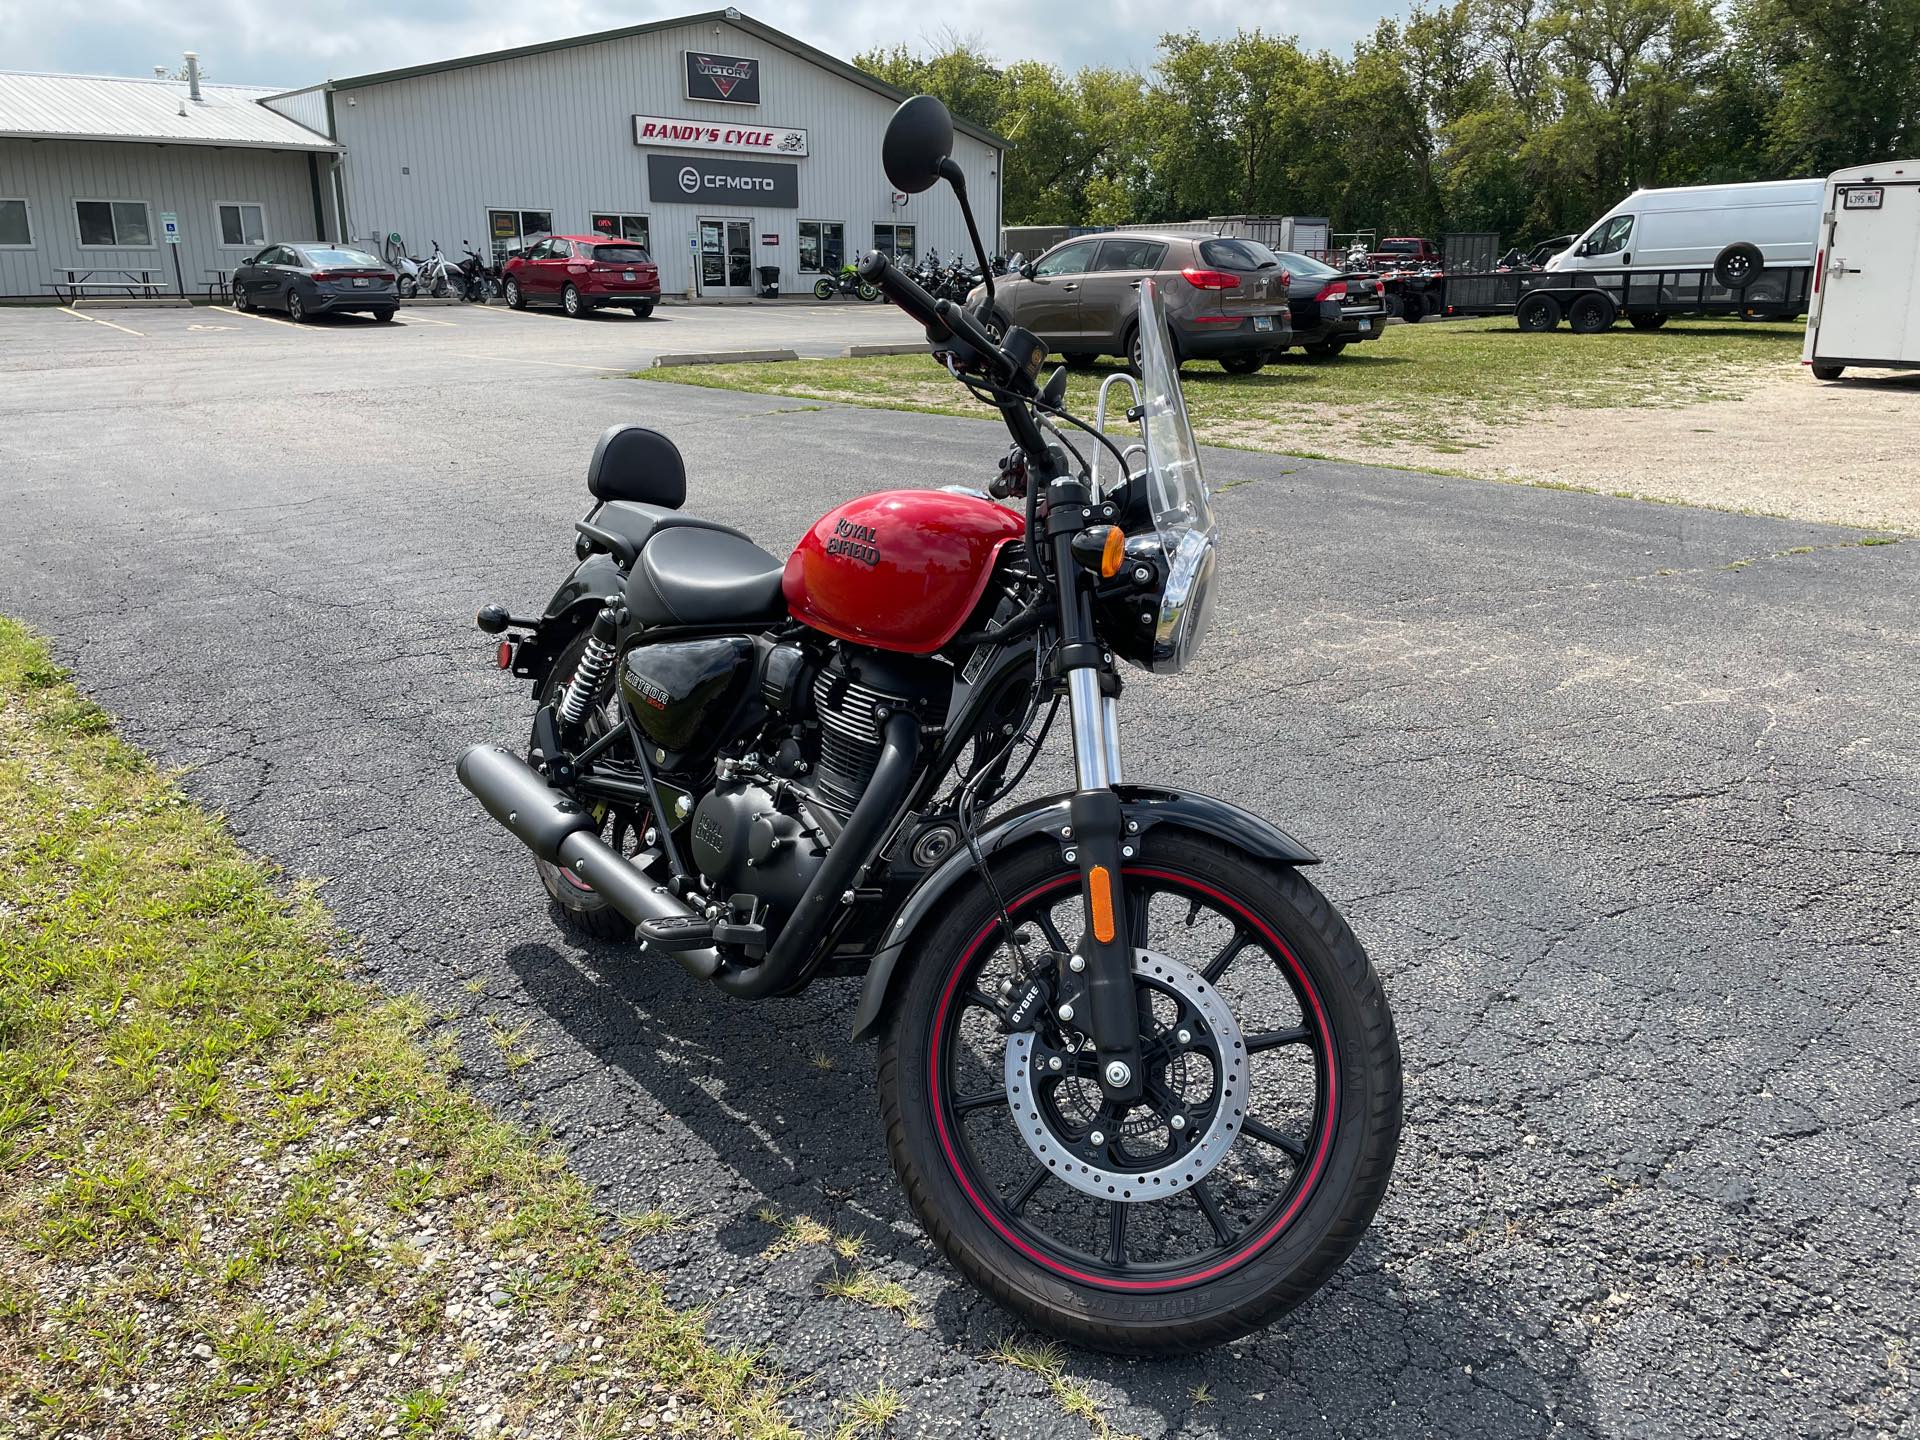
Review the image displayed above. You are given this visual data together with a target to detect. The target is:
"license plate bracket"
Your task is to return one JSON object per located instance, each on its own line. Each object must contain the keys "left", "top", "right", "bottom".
{"left": 1253, "top": 315, "right": 1274, "bottom": 332}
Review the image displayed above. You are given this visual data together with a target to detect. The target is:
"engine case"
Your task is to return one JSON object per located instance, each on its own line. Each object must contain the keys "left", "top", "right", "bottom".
{"left": 689, "top": 780, "right": 828, "bottom": 924}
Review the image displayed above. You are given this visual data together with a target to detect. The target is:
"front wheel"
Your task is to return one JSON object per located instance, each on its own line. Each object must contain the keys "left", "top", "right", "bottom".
{"left": 878, "top": 829, "right": 1402, "bottom": 1353}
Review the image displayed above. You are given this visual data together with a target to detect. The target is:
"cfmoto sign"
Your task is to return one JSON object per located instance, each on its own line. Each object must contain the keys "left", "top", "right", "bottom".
{"left": 648, "top": 154, "right": 799, "bottom": 209}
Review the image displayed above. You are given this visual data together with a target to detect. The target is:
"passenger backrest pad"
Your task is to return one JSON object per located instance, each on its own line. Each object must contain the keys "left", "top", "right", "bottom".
{"left": 587, "top": 424, "right": 688, "bottom": 508}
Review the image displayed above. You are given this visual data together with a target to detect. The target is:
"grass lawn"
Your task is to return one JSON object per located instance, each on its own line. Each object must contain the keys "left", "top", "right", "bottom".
{"left": 634, "top": 316, "right": 1805, "bottom": 456}
{"left": 0, "top": 617, "right": 798, "bottom": 1439}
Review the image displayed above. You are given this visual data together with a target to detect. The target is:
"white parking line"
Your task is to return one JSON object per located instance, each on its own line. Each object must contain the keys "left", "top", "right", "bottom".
{"left": 59, "top": 307, "right": 144, "bottom": 337}
{"left": 210, "top": 304, "right": 301, "bottom": 330}
{"left": 449, "top": 351, "right": 628, "bottom": 372}
{"left": 403, "top": 314, "right": 459, "bottom": 327}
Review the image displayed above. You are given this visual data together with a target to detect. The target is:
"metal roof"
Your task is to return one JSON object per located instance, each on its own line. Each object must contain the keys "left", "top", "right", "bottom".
{"left": 313, "top": 10, "right": 1008, "bottom": 150}
{"left": 0, "top": 71, "right": 338, "bottom": 151}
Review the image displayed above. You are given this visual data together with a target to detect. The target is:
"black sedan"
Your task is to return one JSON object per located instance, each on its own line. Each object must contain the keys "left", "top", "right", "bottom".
{"left": 1268, "top": 250, "right": 1389, "bottom": 357}
{"left": 231, "top": 243, "right": 398, "bottom": 322}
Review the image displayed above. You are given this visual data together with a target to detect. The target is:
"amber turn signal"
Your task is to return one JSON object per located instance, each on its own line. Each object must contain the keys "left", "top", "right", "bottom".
{"left": 1071, "top": 524, "right": 1127, "bottom": 578}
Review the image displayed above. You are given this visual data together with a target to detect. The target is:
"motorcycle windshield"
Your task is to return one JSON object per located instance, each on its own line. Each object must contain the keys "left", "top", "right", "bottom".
{"left": 1135, "top": 279, "right": 1221, "bottom": 673}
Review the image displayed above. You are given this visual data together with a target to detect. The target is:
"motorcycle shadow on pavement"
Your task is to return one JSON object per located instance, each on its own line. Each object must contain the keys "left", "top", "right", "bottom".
{"left": 504, "top": 929, "right": 1595, "bottom": 1440}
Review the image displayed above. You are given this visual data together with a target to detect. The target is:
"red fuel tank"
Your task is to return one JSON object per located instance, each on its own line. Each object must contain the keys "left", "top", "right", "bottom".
{"left": 783, "top": 489, "right": 1026, "bottom": 654}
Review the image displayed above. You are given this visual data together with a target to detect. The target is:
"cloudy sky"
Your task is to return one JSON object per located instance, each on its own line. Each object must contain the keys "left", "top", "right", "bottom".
{"left": 0, "top": 0, "right": 1401, "bottom": 90}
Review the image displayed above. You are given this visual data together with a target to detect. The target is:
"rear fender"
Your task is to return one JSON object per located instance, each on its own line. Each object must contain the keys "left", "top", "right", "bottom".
{"left": 848, "top": 786, "right": 1320, "bottom": 1041}
{"left": 509, "top": 551, "right": 628, "bottom": 695}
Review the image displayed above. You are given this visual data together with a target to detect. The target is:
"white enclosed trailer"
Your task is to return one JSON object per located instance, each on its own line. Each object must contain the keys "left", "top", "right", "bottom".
{"left": 1803, "top": 159, "right": 1920, "bottom": 380}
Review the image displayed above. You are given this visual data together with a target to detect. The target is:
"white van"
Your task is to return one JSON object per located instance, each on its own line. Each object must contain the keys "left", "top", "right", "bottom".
{"left": 1547, "top": 178, "right": 1824, "bottom": 285}
{"left": 1803, "top": 160, "right": 1920, "bottom": 380}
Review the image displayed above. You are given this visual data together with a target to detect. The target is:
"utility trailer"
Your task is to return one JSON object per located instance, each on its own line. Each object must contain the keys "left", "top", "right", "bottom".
{"left": 1434, "top": 262, "right": 1812, "bottom": 332}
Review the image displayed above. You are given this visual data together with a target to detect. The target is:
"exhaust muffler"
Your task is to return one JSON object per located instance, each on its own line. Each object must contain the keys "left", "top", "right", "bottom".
{"left": 455, "top": 744, "right": 720, "bottom": 979}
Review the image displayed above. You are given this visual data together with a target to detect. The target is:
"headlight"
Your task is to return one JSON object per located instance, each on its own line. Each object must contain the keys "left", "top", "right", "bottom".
{"left": 1093, "top": 530, "right": 1218, "bottom": 675}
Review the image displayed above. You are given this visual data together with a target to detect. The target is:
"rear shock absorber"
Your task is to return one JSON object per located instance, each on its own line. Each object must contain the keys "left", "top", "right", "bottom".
{"left": 558, "top": 602, "right": 625, "bottom": 727}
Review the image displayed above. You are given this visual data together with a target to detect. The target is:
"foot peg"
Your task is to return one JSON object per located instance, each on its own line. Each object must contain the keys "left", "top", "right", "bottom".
{"left": 635, "top": 914, "right": 718, "bottom": 952}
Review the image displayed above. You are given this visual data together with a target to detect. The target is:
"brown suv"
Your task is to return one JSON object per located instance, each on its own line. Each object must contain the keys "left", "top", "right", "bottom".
{"left": 974, "top": 232, "right": 1292, "bottom": 373}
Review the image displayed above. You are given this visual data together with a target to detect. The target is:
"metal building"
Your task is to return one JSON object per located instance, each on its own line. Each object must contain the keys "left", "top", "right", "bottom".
{"left": 0, "top": 65, "right": 337, "bottom": 300}
{"left": 266, "top": 10, "right": 1006, "bottom": 298}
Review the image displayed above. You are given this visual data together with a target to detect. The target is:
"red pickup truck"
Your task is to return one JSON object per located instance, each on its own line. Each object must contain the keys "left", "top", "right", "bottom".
{"left": 1368, "top": 237, "right": 1442, "bottom": 267}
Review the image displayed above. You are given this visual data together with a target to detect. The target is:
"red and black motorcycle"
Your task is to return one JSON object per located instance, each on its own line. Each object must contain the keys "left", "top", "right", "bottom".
{"left": 461, "top": 96, "right": 1401, "bottom": 1352}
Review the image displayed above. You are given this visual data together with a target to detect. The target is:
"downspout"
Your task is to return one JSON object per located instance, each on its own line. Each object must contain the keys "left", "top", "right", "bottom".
{"left": 323, "top": 87, "right": 351, "bottom": 245}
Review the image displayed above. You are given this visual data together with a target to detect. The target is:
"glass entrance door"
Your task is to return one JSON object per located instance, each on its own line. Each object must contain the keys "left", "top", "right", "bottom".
{"left": 699, "top": 218, "right": 753, "bottom": 293}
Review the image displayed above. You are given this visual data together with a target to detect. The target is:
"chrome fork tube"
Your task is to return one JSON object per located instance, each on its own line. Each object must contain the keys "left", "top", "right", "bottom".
{"left": 1068, "top": 667, "right": 1114, "bottom": 790}
{"left": 1100, "top": 694, "right": 1124, "bottom": 785}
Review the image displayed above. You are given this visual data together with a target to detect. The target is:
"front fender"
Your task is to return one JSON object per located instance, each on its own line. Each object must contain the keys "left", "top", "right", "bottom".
{"left": 848, "top": 786, "right": 1319, "bottom": 1042}
{"left": 509, "top": 551, "right": 629, "bottom": 693}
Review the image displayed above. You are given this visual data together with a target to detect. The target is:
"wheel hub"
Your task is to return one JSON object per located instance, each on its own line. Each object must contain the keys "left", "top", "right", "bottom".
{"left": 1003, "top": 950, "right": 1249, "bottom": 1200}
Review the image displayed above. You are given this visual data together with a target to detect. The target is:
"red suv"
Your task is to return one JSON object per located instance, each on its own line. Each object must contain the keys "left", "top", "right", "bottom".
{"left": 504, "top": 236, "right": 660, "bottom": 318}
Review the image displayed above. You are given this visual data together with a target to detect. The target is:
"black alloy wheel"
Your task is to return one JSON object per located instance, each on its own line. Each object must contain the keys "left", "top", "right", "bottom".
{"left": 879, "top": 830, "right": 1402, "bottom": 1352}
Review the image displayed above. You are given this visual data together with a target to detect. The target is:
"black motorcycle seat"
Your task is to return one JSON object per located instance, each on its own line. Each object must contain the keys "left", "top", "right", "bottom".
{"left": 627, "top": 525, "right": 787, "bottom": 628}
{"left": 593, "top": 501, "right": 745, "bottom": 558}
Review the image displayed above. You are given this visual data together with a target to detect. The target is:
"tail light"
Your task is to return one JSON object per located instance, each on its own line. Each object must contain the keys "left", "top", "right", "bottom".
{"left": 1181, "top": 267, "right": 1241, "bottom": 291}
{"left": 1279, "top": 269, "right": 1291, "bottom": 289}
{"left": 309, "top": 270, "right": 335, "bottom": 282}
{"left": 1315, "top": 280, "right": 1348, "bottom": 301}
{"left": 1813, "top": 248, "right": 1824, "bottom": 294}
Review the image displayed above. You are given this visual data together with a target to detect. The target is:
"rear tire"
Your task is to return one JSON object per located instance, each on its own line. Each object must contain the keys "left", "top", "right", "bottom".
{"left": 1516, "top": 294, "right": 1561, "bottom": 332}
{"left": 813, "top": 278, "right": 836, "bottom": 300}
{"left": 1628, "top": 313, "right": 1668, "bottom": 331}
{"left": 286, "top": 291, "right": 308, "bottom": 323}
{"left": 877, "top": 829, "right": 1402, "bottom": 1353}
{"left": 1302, "top": 339, "right": 1347, "bottom": 358}
{"left": 532, "top": 632, "right": 641, "bottom": 940}
{"left": 632, "top": 301, "right": 656, "bottom": 319}
{"left": 373, "top": 308, "right": 395, "bottom": 323}
{"left": 1221, "top": 355, "right": 1266, "bottom": 375}
{"left": 1566, "top": 292, "right": 1617, "bottom": 334}
{"left": 1714, "top": 242, "right": 1764, "bottom": 291}
{"left": 562, "top": 284, "right": 587, "bottom": 317}
{"left": 1811, "top": 363, "right": 1845, "bottom": 381}
{"left": 1401, "top": 292, "right": 1426, "bottom": 324}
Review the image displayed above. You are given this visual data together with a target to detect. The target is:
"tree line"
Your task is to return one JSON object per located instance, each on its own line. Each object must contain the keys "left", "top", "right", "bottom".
{"left": 856, "top": 0, "right": 1920, "bottom": 246}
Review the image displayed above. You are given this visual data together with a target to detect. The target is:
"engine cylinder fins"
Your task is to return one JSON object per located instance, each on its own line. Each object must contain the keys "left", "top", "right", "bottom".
{"left": 810, "top": 662, "right": 947, "bottom": 815}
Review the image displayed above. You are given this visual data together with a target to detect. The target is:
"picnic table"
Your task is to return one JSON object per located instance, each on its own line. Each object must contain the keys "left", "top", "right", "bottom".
{"left": 204, "top": 267, "right": 233, "bottom": 302}
{"left": 48, "top": 267, "right": 168, "bottom": 304}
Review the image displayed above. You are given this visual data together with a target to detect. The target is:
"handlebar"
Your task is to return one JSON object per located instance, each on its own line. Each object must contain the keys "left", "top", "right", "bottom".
{"left": 857, "top": 249, "right": 1023, "bottom": 389}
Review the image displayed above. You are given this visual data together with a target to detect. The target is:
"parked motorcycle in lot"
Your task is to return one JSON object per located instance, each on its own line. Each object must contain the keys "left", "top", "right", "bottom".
{"left": 456, "top": 242, "right": 500, "bottom": 302}
{"left": 813, "top": 264, "right": 880, "bottom": 301}
{"left": 460, "top": 95, "right": 1402, "bottom": 1352}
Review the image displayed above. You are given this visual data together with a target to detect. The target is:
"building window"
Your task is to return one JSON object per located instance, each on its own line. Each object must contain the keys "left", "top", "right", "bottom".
{"left": 487, "top": 208, "right": 553, "bottom": 266}
{"left": 75, "top": 199, "right": 153, "bottom": 248}
{"left": 873, "top": 223, "right": 916, "bottom": 263}
{"left": 0, "top": 199, "right": 30, "bottom": 248}
{"left": 591, "top": 213, "right": 650, "bottom": 249}
{"left": 798, "top": 220, "right": 843, "bottom": 273}
{"left": 216, "top": 202, "right": 268, "bottom": 249}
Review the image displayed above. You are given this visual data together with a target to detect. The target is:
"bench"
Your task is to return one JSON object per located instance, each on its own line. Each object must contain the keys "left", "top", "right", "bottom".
{"left": 47, "top": 269, "right": 167, "bottom": 305}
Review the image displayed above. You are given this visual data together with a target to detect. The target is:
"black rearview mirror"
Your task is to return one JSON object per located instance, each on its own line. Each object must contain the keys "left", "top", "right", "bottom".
{"left": 883, "top": 95, "right": 954, "bottom": 195}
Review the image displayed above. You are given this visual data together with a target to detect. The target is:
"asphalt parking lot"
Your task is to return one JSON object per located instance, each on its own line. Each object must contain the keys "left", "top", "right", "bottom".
{"left": 3, "top": 304, "right": 1916, "bottom": 1439}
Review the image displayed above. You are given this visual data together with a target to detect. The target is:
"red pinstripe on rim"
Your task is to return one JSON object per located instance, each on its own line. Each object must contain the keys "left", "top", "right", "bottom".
{"left": 928, "top": 866, "right": 1339, "bottom": 1291}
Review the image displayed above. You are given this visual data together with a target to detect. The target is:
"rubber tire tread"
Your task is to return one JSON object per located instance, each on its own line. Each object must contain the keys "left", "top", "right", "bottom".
{"left": 876, "top": 830, "right": 1401, "bottom": 1353}
{"left": 532, "top": 631, "right": 632, "bottom": 939}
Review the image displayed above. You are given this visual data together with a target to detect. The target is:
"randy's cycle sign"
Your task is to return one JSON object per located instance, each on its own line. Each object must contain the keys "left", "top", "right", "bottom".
{"left": 685, "top": 51, "right": 760, "bottom": 105}
{"left": 633, "top": 113, "right": 807, "bottom": 157}
{"left": 647, "top": 154, "right": 799, "bottom": 209}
